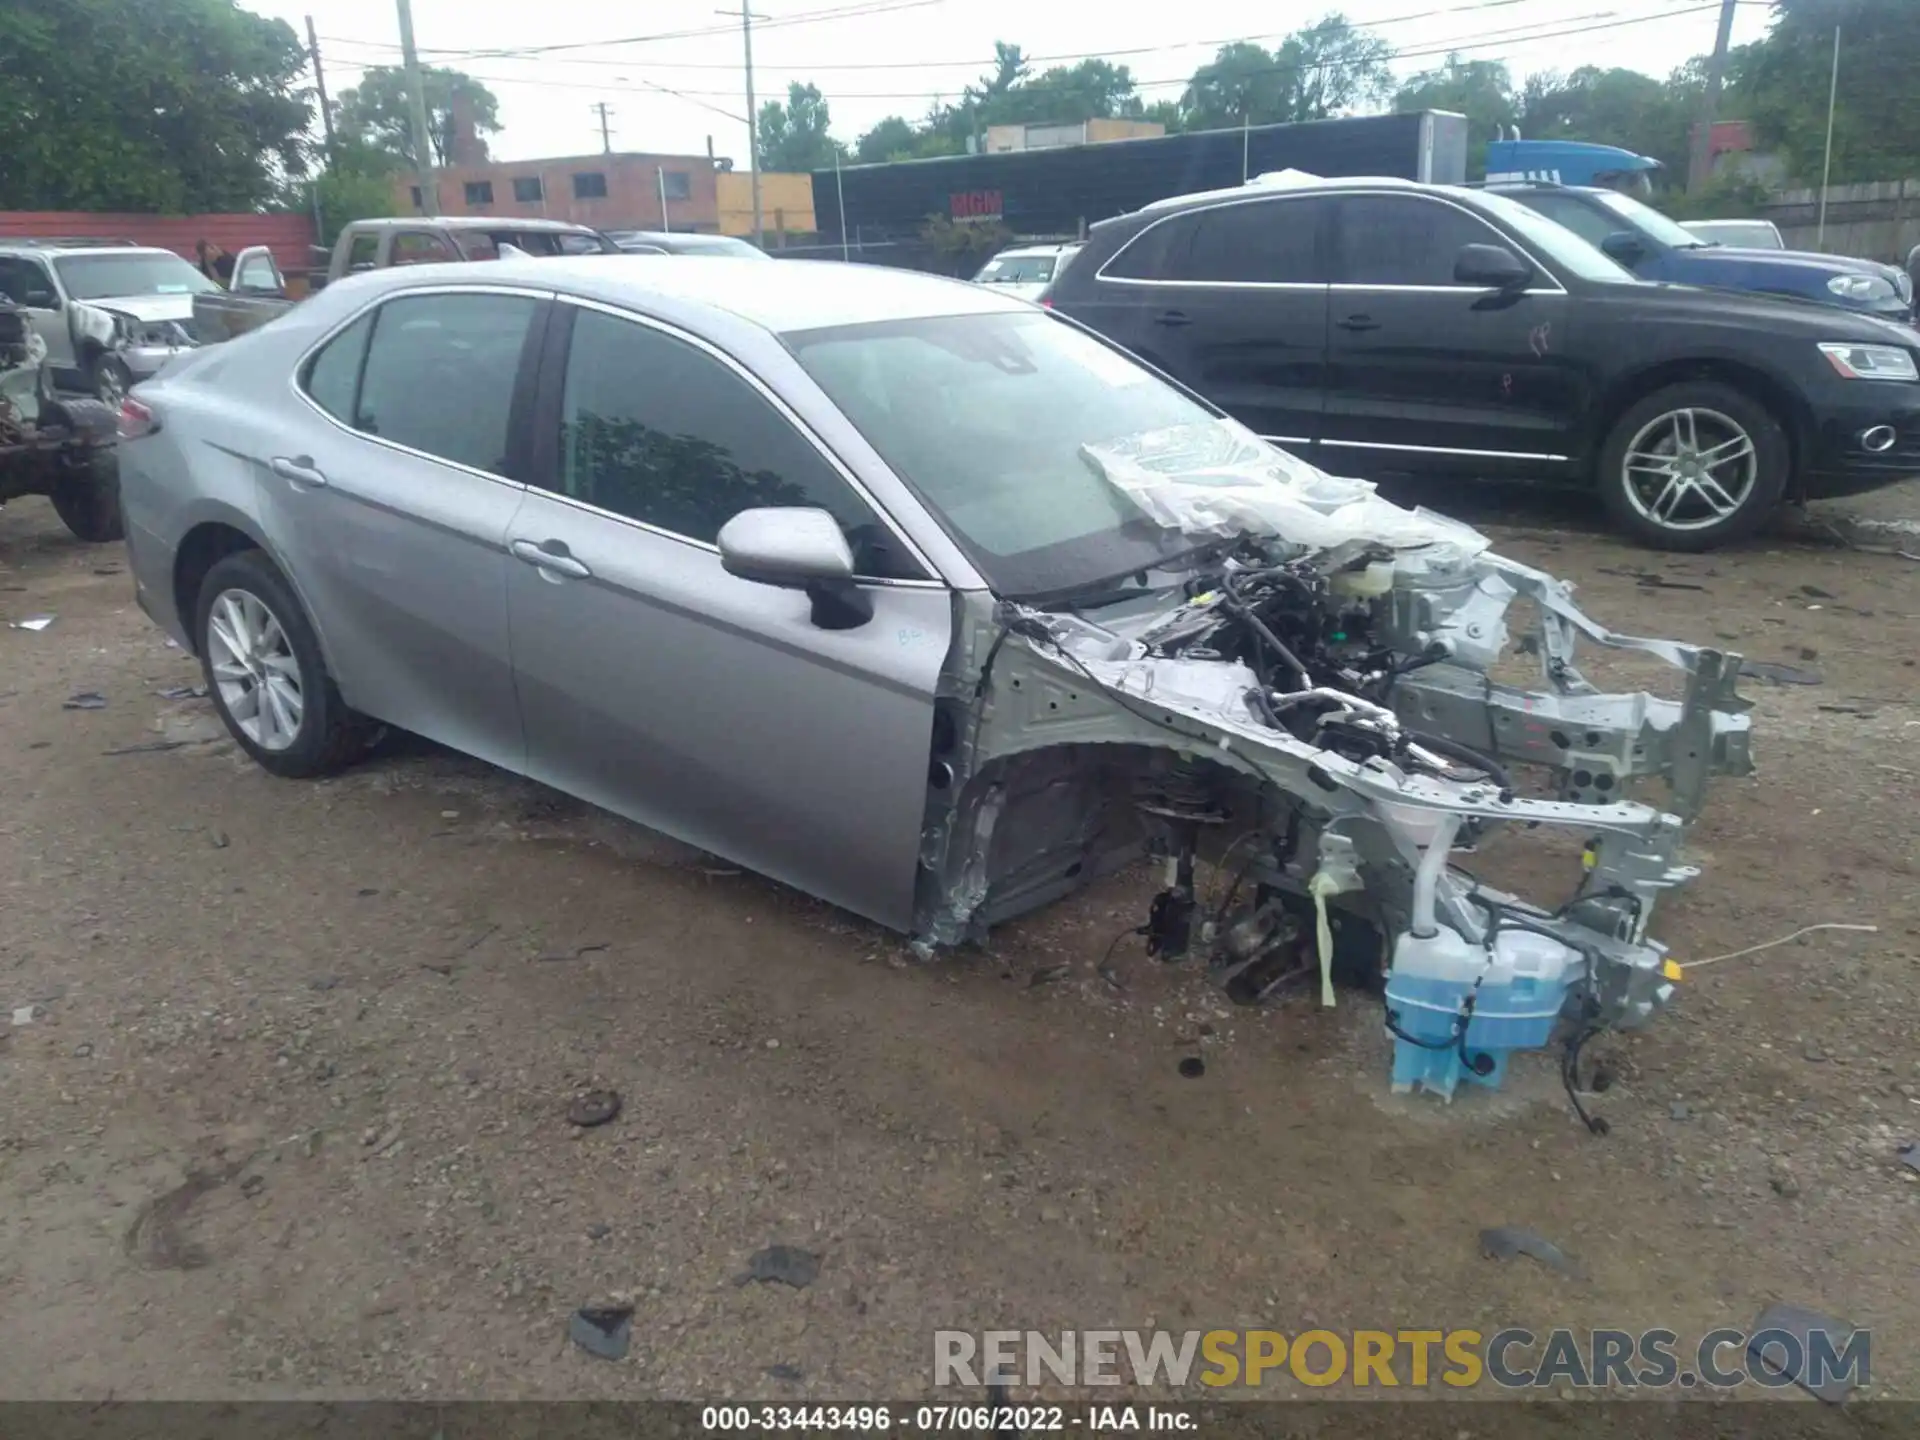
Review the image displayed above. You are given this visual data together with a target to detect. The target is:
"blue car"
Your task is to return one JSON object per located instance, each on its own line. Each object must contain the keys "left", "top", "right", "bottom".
{"left": 1493, "top": 182, "right": 1915, "bottom": 325}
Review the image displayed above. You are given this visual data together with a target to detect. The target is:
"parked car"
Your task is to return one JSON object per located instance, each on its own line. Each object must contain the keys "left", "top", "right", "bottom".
{"left": 1681, "top": 218, "right": 1784, "bottom": 250}
{"left": 191, "top": 217, "right": 621, "bottom": 343}
{"left": 970, "top": 243, "right": 1082, "bottom": 301}
{"left": 1491, "top": 182, "right": 1913, "bottom": 322}
{"left": 605, "top": 230, "right": 769, "bottom": 258}
{"left": 0, "top": 239, "right": 212, "bottom": 406}
{"left": 114, "top": 257, "right": 1753, "bottom": 1093}
{"left": 1044, "top": 175, "right": 1920, "bottom": 549}
{"left": 0, "top": 295, "right": 121, "bottom": 541}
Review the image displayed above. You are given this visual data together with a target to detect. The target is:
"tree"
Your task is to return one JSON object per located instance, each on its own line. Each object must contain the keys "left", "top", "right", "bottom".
{"left": 854, "top": 116, "right": 921, "bottom": 164}
{"left": 990, "top": 59, "right": 1140, "bottom": 125}
{"left": 1740, "top": 0, "right": 1920, "bottom": 184}
{"left": 334, "top": 65, "right": 500, "bottom": 169}
{"left": 1518, "top": 66, "right": 1699, "bottom": 182}
{"left": 0, "top": 0, "right": 312, "bottom": 212}
{"left": 756, "top": 82, "right": 844, "bottom": 172}
{"left": 285, "top": 138, "right": 402, "bottom": 246}
{"left": 1183, "top": 15, "right": 1394, "bottom": 130}
{"left": 1395, "top": 55, "right": 1517, "bottom": 172}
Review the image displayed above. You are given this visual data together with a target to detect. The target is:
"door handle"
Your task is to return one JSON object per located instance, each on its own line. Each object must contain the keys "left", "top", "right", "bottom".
{"left": 1153, "top": 309, "right": 1192, "bottom": 327}
{"left": 510, "top": 538, "right": 591, "bottom": 579}
{"left": 269, "top": 455, "right": 328, "bottom": 487}
{"left": 1336, "top": 314, "right": 1382, "bottom": 332}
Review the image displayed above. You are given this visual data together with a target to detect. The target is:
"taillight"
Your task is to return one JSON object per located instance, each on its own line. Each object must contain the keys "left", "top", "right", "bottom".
{"left": 1039, "top": 296, "right": 1053, "bottom": 309}
{"left": 118, "top": 396, "right": 157, "bottom": 439}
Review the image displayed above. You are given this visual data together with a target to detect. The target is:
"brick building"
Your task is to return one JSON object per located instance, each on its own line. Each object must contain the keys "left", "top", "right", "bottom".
{"left": 400, "top": 151, "right": 723, "bottom": 233}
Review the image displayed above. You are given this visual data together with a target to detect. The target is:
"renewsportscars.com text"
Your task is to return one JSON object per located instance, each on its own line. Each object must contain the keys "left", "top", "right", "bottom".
{"left": 933, "top": 1327, "right": 1870, "bottom": 1391}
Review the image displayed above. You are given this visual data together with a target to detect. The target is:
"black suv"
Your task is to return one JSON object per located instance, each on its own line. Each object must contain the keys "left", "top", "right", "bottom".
{"left": 1046, "top": 176, "right": 1920, "bottom": 549}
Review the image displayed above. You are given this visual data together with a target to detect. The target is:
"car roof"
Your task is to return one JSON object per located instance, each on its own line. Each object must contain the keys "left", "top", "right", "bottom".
{"left": 1099, "top": 173, "right": 1434, "bottom": 230}
{"left": 344, "top": 253, "right": 1028, "bottom": 333}
{"left": 352, "top": 216, "right": 600, "bottom": 234}
{"left": 0, "top": 242, "right": 177, "bottom": 258}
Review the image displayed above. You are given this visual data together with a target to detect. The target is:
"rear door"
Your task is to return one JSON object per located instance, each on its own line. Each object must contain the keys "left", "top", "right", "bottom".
{"left": 1082, "top": 196, "right": 1333, "bottom": 448}
{"left": 259, "top": 288, "right": 542, "bottom": 770}
{"left": 503, "top": 300, "right": 952, "bottom": 932}
{"left": 1320, "top": 193, "right": 1581, "bottom": 466}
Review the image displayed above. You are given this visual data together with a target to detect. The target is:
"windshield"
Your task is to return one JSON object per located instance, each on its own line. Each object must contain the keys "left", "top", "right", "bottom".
{"left": 974, "top": 254, "right": 1058, "bottom": 285}
{"left": 1594, "top": 191, "right": 1706, "bottom": 249}
{"left": 787, "top": 311, "right": 1235, "bottom": 597}
{"left": 1468, "top": 191, "right": 1636, "bottom": 284}
{"left": 54, "top": 252, "right": 218, "bottom": 299}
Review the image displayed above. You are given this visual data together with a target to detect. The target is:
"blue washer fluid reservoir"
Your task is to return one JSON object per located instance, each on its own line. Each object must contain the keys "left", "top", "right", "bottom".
{"left": 1385, "top": 927, "right": 1584, "bottom": 1100}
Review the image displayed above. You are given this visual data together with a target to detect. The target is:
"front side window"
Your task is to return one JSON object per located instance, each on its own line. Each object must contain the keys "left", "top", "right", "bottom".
{"left": 1510, "top": 192, "right": 1617, "bottom": 250}
{"left": 1335, "top": 197, "right": 1504, "bottom": 286}
{"left": 349, "top": 294, "right": 538, "bottom": 474}
{"left": 233, "top": 252, "right": 279, "bottom": 292}
{"left": 346, "top": 233, "right": 379, "bottom": 271}
{"left": 1179, "top": 198, "right": 1328, "bottom": 284}
{"left": 787, "top": 310, "right": 1240, "bottom": 598}
{"left": 553, "top": 307, "right": 923, "bottom": 579}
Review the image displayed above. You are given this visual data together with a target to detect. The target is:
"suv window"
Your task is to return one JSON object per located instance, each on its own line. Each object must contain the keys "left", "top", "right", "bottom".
{"left": 1503, "top": 192, "right": 1615, "bottom": 250}
{"left": 346, "top": 233, "right": 380, "bottom": 272}
{"left": 551, "top": 307, "right": 924, "bottom": 580}
{"left": 1101, "top": 215, "right": 1197, "bottom": 281}
{"left": 1180, "top": 198, "right": 1328, "bottom": 283}
{"left": 351, "top": 294, "right": 538, "bottom": 474}
{"left": 0, "top": 255, "right": 56, "bottom": 306}
{"left": 1336, "top": 196, "right": 1507, "bottom": 286}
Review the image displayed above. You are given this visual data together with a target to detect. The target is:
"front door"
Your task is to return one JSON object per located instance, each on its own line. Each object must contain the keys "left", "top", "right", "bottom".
{"left": 505, "top": 302, "right": 951, "bottom": 932}
{"left": 1320, "top": 193, "right": 1583, "bottom": 466}
{"left": 251, "top": 290, "right": 541, "bottom": 771}
{"left": 1081, "top": 196, "right": 1333, "bottom": 449}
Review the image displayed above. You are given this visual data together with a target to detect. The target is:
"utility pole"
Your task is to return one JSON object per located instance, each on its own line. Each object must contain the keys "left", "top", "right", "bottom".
{"left": 1686, "top": 0, "right": 1740, "bottom": 192}
{"left": 306, "top": 15, "right": 337, "bottom": 159}
{"left": 1817, "top": 26, "right": 1842, "bottom": 249}
{"left": 396, "top": 0, "right": 438, "bottom": 215}
{"left": 592, "top": 102, "right": 614, "bottom": 155}
{"left": 718, "top": 7, "right": 762, "bottom": 246}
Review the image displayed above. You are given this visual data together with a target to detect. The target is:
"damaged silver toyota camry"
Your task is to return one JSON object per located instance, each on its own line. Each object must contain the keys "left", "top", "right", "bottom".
{"left": 117, "top": 258, "right": 1753, "bottom": 1105}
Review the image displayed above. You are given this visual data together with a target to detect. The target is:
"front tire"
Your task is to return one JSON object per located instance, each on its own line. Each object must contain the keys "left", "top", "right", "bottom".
{"left": 194, "top": 550, "right": 375, "bottom": 778}
{"left": 48, "top": 447, "right": 124, "bottom": 543}
{"left": 1596, "top": 381, "right": 1789, "bottom": 551}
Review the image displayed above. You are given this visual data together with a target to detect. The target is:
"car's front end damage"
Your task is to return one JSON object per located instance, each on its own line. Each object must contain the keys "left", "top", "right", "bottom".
{"left": 912, "top": 427, "right": 1753, "bottom": 1108}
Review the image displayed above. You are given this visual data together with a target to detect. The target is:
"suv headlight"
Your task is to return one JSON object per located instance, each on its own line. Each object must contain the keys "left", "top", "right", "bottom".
{"left": 1818, "top": 341, "right": 1920, "bottom": 381}
{"left": 1828, "top": 273, "right": 1895, "bottom": 301}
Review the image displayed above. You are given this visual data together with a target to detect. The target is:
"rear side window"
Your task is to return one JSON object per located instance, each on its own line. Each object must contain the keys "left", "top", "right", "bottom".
{"left": 1101, "top": 215, "right": 1198, "bottom": 281}
{"left": 549, "top": 307, "right": 923, "bottom": 579}
{"left": 350, "top": 294, "right": 538, "bottom": 474}
{"left": 1179, "top": 198, "right": 1327, "bottom": 284}
{"left": 301, "top": 311, "right": 374, "bottom": 421}
{"left": 1336, "top": 197, "right": 1508, "bottom": 286}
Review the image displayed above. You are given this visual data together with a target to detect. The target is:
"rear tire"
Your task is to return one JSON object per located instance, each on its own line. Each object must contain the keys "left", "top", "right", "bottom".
{"left": 194, "top": 550, "right": 376, "bottom": 778}
{"left": 87, "top": 353, "right": 131, "bottom": 410}
{"left": 48, "top": 447, "right": 124, "bottom": 543}
{"left": 1596, "top": 381, "right": 1789, "bottom": 551}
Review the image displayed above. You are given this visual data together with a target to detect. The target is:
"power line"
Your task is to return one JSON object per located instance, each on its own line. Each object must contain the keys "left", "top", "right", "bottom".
{"left": 322, "top": 0, "right": 1543, "bottom": 73}
{"left": 340, "top": 5, "right": 1726, "bottom": 105}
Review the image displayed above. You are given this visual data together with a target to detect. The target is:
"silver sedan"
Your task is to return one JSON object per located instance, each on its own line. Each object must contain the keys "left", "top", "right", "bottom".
{"left": 117, "top": 255, "right": 1751, "bottom": 1093}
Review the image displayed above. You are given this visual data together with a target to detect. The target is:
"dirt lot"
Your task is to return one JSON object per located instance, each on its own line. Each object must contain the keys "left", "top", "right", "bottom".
{"left": 2, "top": 484, "right": 1917, "bottom": 1403}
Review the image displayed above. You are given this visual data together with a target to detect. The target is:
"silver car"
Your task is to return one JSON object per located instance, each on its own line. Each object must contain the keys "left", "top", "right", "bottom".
{"left": 117, "top": 256, "right": 1753, "bottom": 1101}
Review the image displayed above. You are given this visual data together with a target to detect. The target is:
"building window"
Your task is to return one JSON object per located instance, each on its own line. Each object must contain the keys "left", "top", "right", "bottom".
{"left": 409, "top": 185, "right": 423, "bottom": 208}
{"left": 512, "top": 176, "right": 544, "bottom": 202}
{"left": 464, "top": 180, "right": 494, "bottom": 205}
{"left": 573, "top": 171, "right": 608, "bottom": 199}
{"left": 661, "top": 170, "right": 692, "bottom": 201}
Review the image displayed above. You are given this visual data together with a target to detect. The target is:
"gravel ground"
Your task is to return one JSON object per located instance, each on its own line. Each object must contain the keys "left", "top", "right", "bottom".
{"left": 1, "top": 483, "right": 1917, "bottom": 1403}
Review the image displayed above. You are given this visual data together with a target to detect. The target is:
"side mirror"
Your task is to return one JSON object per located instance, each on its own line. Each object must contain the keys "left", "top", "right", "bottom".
{"left": 717, "top": 506, "right": 872, "bottom": 630}
{"left": 1453, "top": 243, "right": 1531, "bottom": 290}
{"left": 22, "top": 289, "right": 58, "bottom": 309}
{"left": 1600, "top": 231, "right": 1647, "bottom": 266}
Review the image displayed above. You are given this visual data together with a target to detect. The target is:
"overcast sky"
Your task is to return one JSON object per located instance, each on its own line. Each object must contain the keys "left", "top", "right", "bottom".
{"left": 251, "top": 0, "right": 1772, "bottom": 166}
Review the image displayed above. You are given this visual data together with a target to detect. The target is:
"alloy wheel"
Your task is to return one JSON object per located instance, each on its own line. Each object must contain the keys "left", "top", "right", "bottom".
{"left": 1619, "top": 407, "right": 1759, "bottom": 533}
{"left": 206, "top": 588, "right": 305, "bottom": 751}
